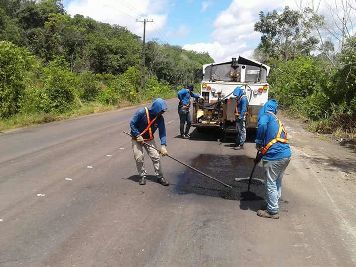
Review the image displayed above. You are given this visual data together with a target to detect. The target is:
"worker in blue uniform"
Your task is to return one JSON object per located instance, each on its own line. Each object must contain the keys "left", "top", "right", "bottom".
{"left": 233, "top": 86, "right": 248, "bottom": 149}
{"left": 255, "top": 99, "right": 291, "bottom": 219}
{"left": 177, "top": 85, "right": 203, "bottom": 138}
{"left": 130, "top": 98, "right": 169, "bottom": 186}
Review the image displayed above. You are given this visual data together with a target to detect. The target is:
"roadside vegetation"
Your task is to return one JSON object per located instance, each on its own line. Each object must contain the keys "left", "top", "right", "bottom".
{"left": 254, "top": 5, "right": 355, "bottom": 143}
{"left": 0, "top": 0, "right": 354, "bottom": 144}
{"left": 0, "top": 0, "right": 212, "bottom": 131}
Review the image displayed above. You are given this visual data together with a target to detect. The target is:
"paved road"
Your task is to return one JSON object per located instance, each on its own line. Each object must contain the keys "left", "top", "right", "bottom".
{"left": 0, "top": 99, "right": 355, "bottom": 266}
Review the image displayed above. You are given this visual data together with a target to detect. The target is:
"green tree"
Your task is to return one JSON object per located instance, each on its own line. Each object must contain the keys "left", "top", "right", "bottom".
{"left": 0, "top": 41, "right": 36, "bottom": 117}
{"left": 254, "top": 7, "right": 323, "bottom": 62}
{"left": 330, "top": 37, "right": 356, "bottom": 115}
{"left": 268, "top": 56, "right": 332, "bottom": 119}
{"left": 42, "top": 57, "right": 80, "bottom": 112}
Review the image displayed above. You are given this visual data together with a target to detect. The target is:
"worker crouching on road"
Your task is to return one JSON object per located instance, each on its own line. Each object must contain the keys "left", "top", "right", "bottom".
{"left": 233, "top": 86, "right": 248, "bottom": 149}
{"left": 177, "top": 85, "right": 203, "bottom": 139}
{"left": 255, "top": 99, "right": 291, "bottom": 219}
{"left": 130, "top": 98, "right": 169, "bottom": 186}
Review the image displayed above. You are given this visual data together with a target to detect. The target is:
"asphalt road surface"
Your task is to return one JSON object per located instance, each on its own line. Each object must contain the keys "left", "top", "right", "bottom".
{"left": 0, "top": 99, "right": 355, "bottom": 267}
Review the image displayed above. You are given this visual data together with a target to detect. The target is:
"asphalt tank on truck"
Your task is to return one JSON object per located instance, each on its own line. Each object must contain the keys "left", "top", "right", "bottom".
{"left": 192, "top": 56, "right": 270, "bottom": 137}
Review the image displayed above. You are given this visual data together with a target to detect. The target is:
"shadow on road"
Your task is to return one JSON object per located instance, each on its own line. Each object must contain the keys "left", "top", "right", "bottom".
{"left": 127, "top": 175, "right": 163, "bottom": 185}
{"left": 173, "top": 154, "right": 266, "bottom": 211}
{"left": 184, "top": 128, "right": 257, "bottom": 149}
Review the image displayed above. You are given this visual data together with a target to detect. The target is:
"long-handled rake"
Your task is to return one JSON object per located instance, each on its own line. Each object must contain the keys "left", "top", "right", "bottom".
{"left": 123, "top": 131, "right": 232, "bottom": 189}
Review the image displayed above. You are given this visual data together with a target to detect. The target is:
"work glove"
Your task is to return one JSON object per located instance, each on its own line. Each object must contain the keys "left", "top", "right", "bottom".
{"left": 136, "top": 135, "right": 144, "bottom": 144}
{"left": 160, "top": 145, "right": 168, "bottom": 156}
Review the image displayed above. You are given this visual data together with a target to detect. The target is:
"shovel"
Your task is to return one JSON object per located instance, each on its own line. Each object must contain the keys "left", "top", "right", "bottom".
{"left": 234, "top": 151, "right": 261, "bottom": 192}
{"left": 247, "top": 152, "right": 260, "bottom": 192}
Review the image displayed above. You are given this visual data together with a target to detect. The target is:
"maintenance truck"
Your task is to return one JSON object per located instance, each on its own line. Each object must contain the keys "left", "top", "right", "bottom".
{"left": 192, "top": 56, "right": 270, "bottom": 137}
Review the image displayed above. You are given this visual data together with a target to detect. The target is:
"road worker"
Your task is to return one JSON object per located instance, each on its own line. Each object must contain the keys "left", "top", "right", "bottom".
{"left": 255, "top": 99, "right": 291, "bottom": 219}
{"left": 177, "top": 85, "right": 203, "bottom": 138}
{"left": 233, "top": 86, "right": 248, "bottom": 149}
{"left": 130, "top": 98, "right": 169, "bottom": 186}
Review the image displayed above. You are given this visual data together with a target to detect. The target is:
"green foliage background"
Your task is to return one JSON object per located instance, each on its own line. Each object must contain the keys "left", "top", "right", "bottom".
{"left": 1, "top": 0, "right": 354, "bottom": 137}
{"left": 254, "top": 7, "right": 355, "bottom": 136}
{"left": 0, "top": 0, "right": 212, "bottom": 128}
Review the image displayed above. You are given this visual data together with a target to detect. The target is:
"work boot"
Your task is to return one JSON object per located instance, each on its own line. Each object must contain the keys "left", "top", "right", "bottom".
{"left": 139, "top": 176, "right": 146, "bottom": 185}
{"left": 257, "top": 209, "right": 279, "bottom": 219}
{"left": 157, "top": 177, "right": 169, "bottom": 186}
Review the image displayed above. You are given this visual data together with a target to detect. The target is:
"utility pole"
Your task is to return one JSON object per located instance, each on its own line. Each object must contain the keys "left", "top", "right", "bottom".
{"left": 136, "top": 18, "right": 153, "bottom": 91}
{"left": 341, "top": 17, "right": 345, "bottom": 50}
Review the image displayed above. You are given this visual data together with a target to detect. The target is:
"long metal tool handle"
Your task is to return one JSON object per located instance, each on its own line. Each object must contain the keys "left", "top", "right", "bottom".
{"left": 247, "top": 151, "right": 260, "bottom": 192}
{"left": 123, "top": 131, "right": 232, "bottom": 189}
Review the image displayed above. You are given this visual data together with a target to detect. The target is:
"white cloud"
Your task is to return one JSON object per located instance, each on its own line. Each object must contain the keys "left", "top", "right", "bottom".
{"left": 201, "top": 1, "right": 211, "bottom": 13}
{"left": 184, "top": 0, "right": 355, "bottom": 62}
{"left": 66, "top": 0, "right": 168, "bottom": 37}
{"left": 166, "top": 24, "right": 191, "bottom": 40}
{"left": 176, "top": 25, "right": 191, "bottom": 38}
{"left": 66, "top": 0, "right": 355, "bottom": 62}
{"left": 183, "top": 41, "right": 249, "bottom": 62}
{"left": 184, "top": 0, "right": 285, "bottom": 62}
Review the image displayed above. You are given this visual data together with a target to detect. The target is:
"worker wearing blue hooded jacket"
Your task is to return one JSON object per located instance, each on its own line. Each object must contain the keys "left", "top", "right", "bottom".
{"left": 130, "top": 98, "right": 169, "bottom": 186}
{"left": 255, "top": 99, "right": 291, "bottom": 219}
{"left": 233, "top": 86, "right": 248, "bottom": 149}
{"left": 177, "top": 85, "right": 203, "bottom": 138}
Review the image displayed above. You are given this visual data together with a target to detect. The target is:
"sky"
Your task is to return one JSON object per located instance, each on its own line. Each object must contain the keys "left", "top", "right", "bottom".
{"left": 64, "top": 0, "right": 356, "bottom": 63}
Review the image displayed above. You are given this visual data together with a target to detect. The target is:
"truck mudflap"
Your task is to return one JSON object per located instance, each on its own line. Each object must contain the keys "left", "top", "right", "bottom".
{"left": 246, "top": 105, "right": 260, "bottom": 128}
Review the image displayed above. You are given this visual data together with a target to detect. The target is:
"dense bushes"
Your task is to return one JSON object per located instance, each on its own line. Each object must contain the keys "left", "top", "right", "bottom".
{"left": 0, "top": 0, "right": 212, "bottom": 126}
{"left": 0, "top": 41, "right": 176, "bottom": 120}
{"left": 0, "top": 41, "right": 35, "bottom": 117}
{"left": 268, "top": 36, "right": 356, "bottom": 133}
{"left": 268, "top": 56, "right": 332, "bottom": 119}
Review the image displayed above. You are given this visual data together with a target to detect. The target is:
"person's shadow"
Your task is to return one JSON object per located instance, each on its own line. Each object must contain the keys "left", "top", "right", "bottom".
{"left": 127, "top": 175, "right": 162, "bottom": 185}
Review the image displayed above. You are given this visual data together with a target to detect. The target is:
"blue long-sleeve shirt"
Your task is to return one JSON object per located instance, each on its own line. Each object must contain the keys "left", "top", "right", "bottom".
{"left": 130, "top": 99, "right": 167, "bottom": 145}
{"left": 237, "top": 95, "right": 248, "bottom": 120}
{"left": 256, "top": 100, "right": 291, "bottom": 161}
{"left": 177, "top": 88, "right": 200, "bottom": 108}
{"left": 233, "top": 87, "right": 248, "bottom": 119}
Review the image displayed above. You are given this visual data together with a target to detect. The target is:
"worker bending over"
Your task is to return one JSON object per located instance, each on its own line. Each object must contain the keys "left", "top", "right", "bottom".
{"left": 130, "top": 98, "right": 169, "bottom": 186}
